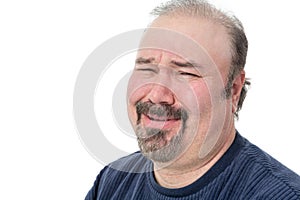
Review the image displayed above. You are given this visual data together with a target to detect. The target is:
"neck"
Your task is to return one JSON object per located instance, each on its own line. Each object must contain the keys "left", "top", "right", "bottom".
{"left": 153, "top": 124, "right": 236, "bottom": 189}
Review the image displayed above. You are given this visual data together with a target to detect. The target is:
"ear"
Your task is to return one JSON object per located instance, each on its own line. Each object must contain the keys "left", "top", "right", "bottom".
{"left": 231, "top": 70, "right": 245, "bottom": 113}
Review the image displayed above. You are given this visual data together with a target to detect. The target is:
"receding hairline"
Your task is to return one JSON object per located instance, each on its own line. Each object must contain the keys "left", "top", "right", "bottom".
{"left": 150, "top": 0, "right": 233, "bottom": 26}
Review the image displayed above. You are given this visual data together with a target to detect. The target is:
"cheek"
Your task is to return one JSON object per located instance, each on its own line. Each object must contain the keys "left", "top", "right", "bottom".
{"left": 173, "top": 80, "right": 211, "bottom": 115}
{"left": 193, "top": 83, "right": 212, "bottom": 108}
{"left": 127, "top": 73, "right": 151, "bottom": 105}
{"left": 127, "top": 73, "right": 152, "bottom": 124}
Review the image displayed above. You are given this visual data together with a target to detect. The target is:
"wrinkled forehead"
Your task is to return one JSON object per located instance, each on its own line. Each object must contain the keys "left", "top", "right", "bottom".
{"left": 136, "top": 49, "right": 182, "bottom": 60}
{"left": 137, "top": 28, "right": 217, "bottom": 72}
{"left": 136, "top": 49, "right": 189, "bottom": 65}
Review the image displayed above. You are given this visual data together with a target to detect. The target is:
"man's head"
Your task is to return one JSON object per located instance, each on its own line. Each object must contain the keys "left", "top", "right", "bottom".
{"left": 127, "top": 0, "right": 249, "bottom": 167}
{"left": 150, "top": 0, "right": 250, "bottom": 116}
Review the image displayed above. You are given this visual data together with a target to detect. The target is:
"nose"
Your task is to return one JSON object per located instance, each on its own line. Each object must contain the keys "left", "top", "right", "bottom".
{"left": 146, "top": 84, "right": 175, "bottom": 105}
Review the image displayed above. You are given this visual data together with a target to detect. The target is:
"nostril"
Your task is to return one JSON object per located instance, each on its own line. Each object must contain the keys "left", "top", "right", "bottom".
{"left": 147, "top": 84, "right": 175, "bottom": 105}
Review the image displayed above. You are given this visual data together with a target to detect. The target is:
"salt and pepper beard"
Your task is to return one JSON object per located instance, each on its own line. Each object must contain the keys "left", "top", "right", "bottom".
{"left": 135, "top": 102, "right": 188, "bottom": 163}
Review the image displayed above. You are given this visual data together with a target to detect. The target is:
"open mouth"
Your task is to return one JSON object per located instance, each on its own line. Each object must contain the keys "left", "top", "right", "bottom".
{"left": 135, "top": 101, "right": 188, "bottom": 133}
{"left": 147, "top": 114, "right": 179, "bottom": 121}
{"left": 142, "top": 113, "right": 181, "bottom": 130}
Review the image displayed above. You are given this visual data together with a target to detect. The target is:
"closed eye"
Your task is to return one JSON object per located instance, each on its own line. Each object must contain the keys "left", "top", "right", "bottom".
{"left": 179, "top": 72, "right": 202, "bottom": 78}
{"left": 136, "top": 68, "right": 156, "bottom": 72}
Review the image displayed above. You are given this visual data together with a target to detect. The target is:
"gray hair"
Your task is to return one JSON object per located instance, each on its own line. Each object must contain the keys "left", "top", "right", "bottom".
{"left": 151, "top": 0, "right": 250, "bottom": 118}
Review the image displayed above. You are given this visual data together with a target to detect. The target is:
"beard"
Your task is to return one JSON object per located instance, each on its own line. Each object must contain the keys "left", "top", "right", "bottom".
{"left": 135, "top": 101, "right": 188, "bottom": 163}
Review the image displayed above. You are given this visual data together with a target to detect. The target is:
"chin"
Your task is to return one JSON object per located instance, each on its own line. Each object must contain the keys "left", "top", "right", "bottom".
{"left": 137, "top": 127, "right": 186, "bottom": 164}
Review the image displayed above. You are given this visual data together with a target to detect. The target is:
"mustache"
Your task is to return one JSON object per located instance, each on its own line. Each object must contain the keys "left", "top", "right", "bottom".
{"left": 135, "top": 101, "right": 188, "bottom": 123}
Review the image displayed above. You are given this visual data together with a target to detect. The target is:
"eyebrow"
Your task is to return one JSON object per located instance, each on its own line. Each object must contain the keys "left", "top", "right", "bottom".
{"left": 170, "top": 60, "right": 202, "bottom": 69}
{"left": 135, "top": 57, "right": 202, "bottom": 69}
{"left": 135, "top": 57, "right": 155, "bottom": 64}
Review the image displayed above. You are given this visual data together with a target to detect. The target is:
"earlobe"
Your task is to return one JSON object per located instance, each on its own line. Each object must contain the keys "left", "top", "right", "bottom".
{"left": 231, "top": 70, "right": 246, "bottom": 113}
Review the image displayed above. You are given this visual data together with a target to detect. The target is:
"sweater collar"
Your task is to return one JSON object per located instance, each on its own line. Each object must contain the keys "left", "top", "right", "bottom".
{"left": 148, "top": 131, "right": 246, "bottom": 197}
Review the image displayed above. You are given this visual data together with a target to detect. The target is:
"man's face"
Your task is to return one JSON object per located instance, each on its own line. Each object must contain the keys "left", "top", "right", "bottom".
{"left": 127, "top": 15, "right": 233, "bottom": 165}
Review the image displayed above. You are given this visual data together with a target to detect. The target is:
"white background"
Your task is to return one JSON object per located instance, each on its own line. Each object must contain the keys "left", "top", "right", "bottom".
{"left": 1, "top": 0, "right": 300, "bottom": 199}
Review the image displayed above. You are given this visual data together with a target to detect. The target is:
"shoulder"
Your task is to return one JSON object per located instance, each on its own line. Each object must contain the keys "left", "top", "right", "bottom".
{"left": 237, "top": 137, "right": 300, "bottom": 199}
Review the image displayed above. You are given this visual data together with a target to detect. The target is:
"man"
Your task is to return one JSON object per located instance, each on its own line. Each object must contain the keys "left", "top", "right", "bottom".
{"left": 86, "top": 0, "right": 300, "bottom": 199}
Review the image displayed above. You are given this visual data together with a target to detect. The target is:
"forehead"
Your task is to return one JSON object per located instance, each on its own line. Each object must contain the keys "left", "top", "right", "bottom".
{"left": 136, "top": 49, "right": 184, "bottom": 61}
{"left": 139, "top": 15, "right": 232, "bottom": 72}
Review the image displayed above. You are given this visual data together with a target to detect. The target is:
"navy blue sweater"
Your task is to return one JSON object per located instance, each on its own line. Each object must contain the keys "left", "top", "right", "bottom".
{"left": 85, "top": 133, "right": 300, "bottom": 199}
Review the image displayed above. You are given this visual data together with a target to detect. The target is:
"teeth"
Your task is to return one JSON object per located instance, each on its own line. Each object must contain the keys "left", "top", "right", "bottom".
{"left": 149, "top": 116, "right": 167, "bottom": 121}
{"left": 147, "top": 115, "right": 176, "bottom": 121}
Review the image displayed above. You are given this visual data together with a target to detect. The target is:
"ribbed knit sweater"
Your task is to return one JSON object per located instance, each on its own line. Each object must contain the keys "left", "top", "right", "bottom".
{"left": 85, "top": 133, "right": 300, "bottom": 199}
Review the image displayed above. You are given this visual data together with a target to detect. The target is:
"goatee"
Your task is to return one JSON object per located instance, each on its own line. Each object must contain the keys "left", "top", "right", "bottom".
{"left": 135, "top": 101, "right": 188, "bottom": 162}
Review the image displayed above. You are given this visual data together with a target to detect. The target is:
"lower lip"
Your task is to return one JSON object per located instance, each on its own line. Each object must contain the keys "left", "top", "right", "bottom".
{"left": 142, "top": 114, "right": 180, "bottom": 130}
